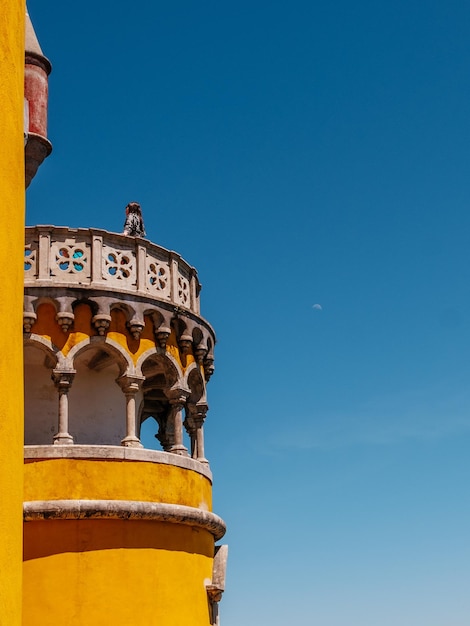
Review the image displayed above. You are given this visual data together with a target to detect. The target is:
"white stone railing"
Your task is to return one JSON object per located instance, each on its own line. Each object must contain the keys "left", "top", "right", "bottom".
{"left": 25, "top": 226, "right": 201, "bottom": 314}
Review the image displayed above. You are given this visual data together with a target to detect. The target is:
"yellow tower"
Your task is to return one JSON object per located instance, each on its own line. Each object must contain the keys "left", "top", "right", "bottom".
{"left": 0, "top": 1, "right": 25, "bottom": 623}
{"left": 22, "top": 226, "right": 227, "bottom": 625}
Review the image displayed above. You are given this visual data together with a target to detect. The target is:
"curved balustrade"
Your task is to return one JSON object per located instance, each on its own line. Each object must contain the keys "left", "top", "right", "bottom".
{"left": 25, "top": 226, "right": 201, "bottom": 314}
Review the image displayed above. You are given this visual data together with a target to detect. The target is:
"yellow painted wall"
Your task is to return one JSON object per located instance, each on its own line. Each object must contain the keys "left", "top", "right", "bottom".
{"left": 23, "top": 458, "right": 215, "bottom": 625}
{"left": 0, "top": 1, "right": 25, "bottom": 622}
{"left": 24, "top": 458, "right": 213, "bottom": 510}
{"left": 24, "top": 519, "right": 214, "bottom": 626}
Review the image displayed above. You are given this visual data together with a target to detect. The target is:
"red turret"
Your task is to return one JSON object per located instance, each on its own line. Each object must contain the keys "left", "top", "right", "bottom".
{"left": 24, "top": 8, "right": 52, "bottom": 188}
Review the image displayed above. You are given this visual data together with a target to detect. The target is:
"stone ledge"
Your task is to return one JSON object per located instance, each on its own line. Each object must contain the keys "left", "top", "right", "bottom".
{"left": 24, "top": 445, "right": 212, "bottom": 481}
{"left": 23, "top": 499, "right": 226, "bottom": 540}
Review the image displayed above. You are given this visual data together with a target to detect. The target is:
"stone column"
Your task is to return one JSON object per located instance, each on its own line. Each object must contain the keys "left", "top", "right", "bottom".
{"left": 118, "top": 376, "right": 144, "bottom": 448}
{"left": 183, "top": 412, "right": 196, "bottom": 458}
{"left": 195, "top": 418, "right": 207, "bottom": 464}
{"left": 52, "top": 370, "right": 76, "bottom": 445}
{"left": 165, "top": 389, "right": 190, "bottom": 456}
{"left": 186, "top": 402, "right": 209, "bottom": 465}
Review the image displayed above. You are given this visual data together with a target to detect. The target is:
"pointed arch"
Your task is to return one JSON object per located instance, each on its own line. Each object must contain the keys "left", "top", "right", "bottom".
{"left": 24, "top": 333, "right": 66, "bottom": 368}
{"left": 136, "top": 348, "right": 183, "bottom": 382}
{"left": 24, "top": 336, "right": 62, "bottom": 445}
{"left": 184, "top": 361, "right": 206, "bottom": 404}
{"left": 66, "top": 336, "right": 134, "bottom": 376}
{"left": 67, "top": 337, "right": 134, "bottom": 445}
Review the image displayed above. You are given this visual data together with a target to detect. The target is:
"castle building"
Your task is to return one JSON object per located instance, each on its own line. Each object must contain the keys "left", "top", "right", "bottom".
{"left": 22, "top": 226, "right": 228, "bottom": 625}
{"left": 0, "top": 5, "right": 227, "bottom": 624}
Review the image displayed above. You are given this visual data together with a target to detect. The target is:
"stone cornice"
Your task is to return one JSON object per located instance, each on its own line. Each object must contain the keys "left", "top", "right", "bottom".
{"left": 23, "top": 499, "right": 226, "bottom": 540}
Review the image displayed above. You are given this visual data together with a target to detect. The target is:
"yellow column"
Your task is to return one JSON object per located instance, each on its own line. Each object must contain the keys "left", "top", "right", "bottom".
{"left": 0, "top": 1, "right": 25, "bottom": 623}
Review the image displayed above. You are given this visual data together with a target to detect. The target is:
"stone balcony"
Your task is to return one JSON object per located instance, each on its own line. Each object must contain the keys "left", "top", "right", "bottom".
{"left": 23, "top": 226, "right": 216, "bottom": 460}
{"left": 24, "top": 225, "right": 201, "bottom": 311}
{"left": 25, "top": 225, "right": 201, "bottom": 311}
{"left": 24, "top": 226, "right": 214, "bottom": 352}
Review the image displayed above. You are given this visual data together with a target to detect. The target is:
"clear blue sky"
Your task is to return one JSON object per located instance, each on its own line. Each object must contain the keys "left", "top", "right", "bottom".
{"left": 28, "top": 1, "right": 470, "bottom": 624}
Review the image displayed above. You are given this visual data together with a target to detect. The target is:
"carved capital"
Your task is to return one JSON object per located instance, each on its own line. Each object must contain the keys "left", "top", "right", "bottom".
{"left": 187, "top": 402, "right": 208, "bottom": 427}
{"left": 117, "top": 375, "right": 144, "bottom": 395}
{"left": 52, "top": 369, "right": 76, "bottom": 390}
{"left": 165, "top": 387, "right": 190, "bottom": 409}
{"left": 185, "top": 402, "right": 209, "bottom": 464}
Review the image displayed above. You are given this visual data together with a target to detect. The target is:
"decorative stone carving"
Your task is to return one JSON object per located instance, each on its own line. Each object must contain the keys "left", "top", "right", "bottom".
{"left": 102, "top": 244, "right": 136, "bottom": 287}
{"left": 147, "top": 256, "right": 170, "bottom": 297}
{"left": 178, "top": 334, "right": 193, "bottom": 355}
{"left": 155, "top": 329, "right": 171, "bottom": 350}
{"left": 24, "top": 243, "right": 37, "bottom": 274}
{"left": 56, "top": 312, "right": 74, "bottom": 333}
{"left": 92, "top": 314, "right": 111, "bottom": 336}
{"left": 177, "top": 275, "right": 190, "bottom": 307}
{"left": 23, "top": 311, "right": 37, "bottom": 333}
{"left": 127, "top": 319, "right": 145, "bottom": 340}
{"left": 50, "top": 240, "right": 91, "bottom": 282}
{"left": 203, "top": 357, "right": 215, "bottom": 381}
{"left": 194, "top": 343, "right": 208, "bottom": 365}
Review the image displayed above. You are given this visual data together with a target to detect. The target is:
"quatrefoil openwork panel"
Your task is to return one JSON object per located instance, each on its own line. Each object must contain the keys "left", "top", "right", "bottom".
{"left": 177, "top": 276, "right": 190, "bottom": 306}
{"left": 102, "top": 246, "right": 136, "bottom": 286}
{"left": 147, "top": 261, "right": 170, "bottom": 298}
{"left": 50, "top": 242, "right": 90, "bottom": 280}
{"left": 24, "top": 243, "right": 37, "bottom": 274}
